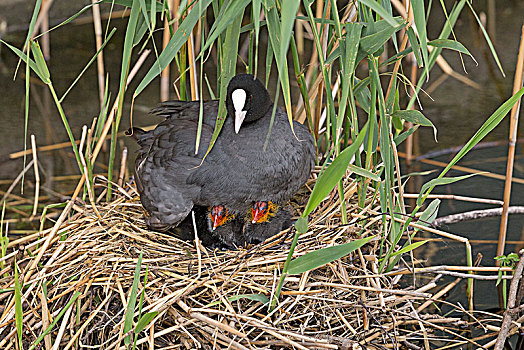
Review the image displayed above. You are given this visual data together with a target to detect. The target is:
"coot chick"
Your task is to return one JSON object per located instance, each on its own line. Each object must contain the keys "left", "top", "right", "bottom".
{"left": 132, "top": 74, "right": 315, "bottom": 236}
{"left": 172, "top": 203, "right": 291, "bottom": 248}
{"left": 172, "top": 206, "right": 245, "bottom": 249}
{"left": 244, "top": 205, "right": 293, "bottom": 245}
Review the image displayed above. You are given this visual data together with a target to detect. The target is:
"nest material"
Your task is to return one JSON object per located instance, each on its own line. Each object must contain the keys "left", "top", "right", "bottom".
{"left": 0, "top": 175, "right": 496, "bottom": 349}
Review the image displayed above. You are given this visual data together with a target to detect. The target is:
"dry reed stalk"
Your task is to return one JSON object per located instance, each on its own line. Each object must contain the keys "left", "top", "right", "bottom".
{"left": 497, "top": 24, "right": 524, "bottom": 259}
{"left": 294, "top": 3, "right": 355, "bottom": 122}
{"left": 9, "top": 139, "right": 81, "bottom": 160}
{"left": 296, "top": 11, "right": 304, "bottom": 59}
{"left": 354, "top": 210, "right": 468, "bottom": 243}
{"left": 398, "top": 151, "right": 524, "bottom": 184}
{"left": 0, "top": 50, "right": 150, "bottom": 325}
{"left": 303, "top": 0, "right": 323, "bottom": 86}
{"left": 32, "top": 0, "right": 54, "bottom": 41}
{"left": 30, "top": 135, "right": 40, "bottom": 219}
{"left": 313, "top": 79, "right": 323, "bottom": 139}
{"left": 425, "top": 72, "right": 449, "bottom": 94}
{"left": 2, "top": 174, "right": 101, "bottom": 186}
{"left": 160, "top": 0, "right": 176, "bottom": 101}
{"left": 403, "top": 193, "right": 503, "bottom": 205}
{"left": 91, "top": 0, "right": 106, "bottom": 111}
{"left": 319, "top": 75, "right": 340, "bottom": 135}
{"left": 1, "top": 179, "right": 510, "bottom": 346}
{"left": 296, "top": 74, "right": 323, "bottom": 124}
{"left": 390, "top": 131, "right": 406, "bottom": 214}
{"left": 188, "top": 32, "right": 198, "bottom": 100}
{"left": 1, "top": 159, "right": 34, "bottom": 204}
{"left": 436, "top": 206, "right": 524, "bottom": 226}
{"left": 461, "top": 152, "right": 524, "bottom": 166}
{"left": 417, "top": 277, "right": 461, "bottom": 313}
{"left": 411, "top": 235, "right": 524, "bottom": 246}
{"left": 405, "top": 56, "right": 417, "bottom": 165}
{"left": 118, "top": 146, "right": 128, "bottom": 187}
{"left": 78, "top": 125, "right": 101, "bottom": 219}
{"left": 429, "top": 46, "right": 481, "bottom": 90}
{"left": 385, "top": 24, "right": 410, "bottom": 101}
{"left": 41, "top": 0, "right": 50, "bottom": 60}
{"left": 494, "top": 248, "right": 524, "bottom": 349}
{"left": 7, "top": 125, "right": 158, "bottom": 162}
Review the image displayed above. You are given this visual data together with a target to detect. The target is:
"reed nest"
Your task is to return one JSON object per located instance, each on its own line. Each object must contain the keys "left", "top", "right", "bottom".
{"left": 0, "top": 174, "right": 504, "bottom": 349}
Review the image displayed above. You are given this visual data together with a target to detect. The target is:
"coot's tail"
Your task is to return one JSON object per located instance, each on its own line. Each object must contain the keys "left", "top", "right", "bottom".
{"left": 126, "top": 127, "right": 151, "bottom": 146}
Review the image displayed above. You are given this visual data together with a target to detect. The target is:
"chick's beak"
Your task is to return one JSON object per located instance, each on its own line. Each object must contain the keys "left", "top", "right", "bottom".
{"left": 212, "top": 214, "right": 220, "bottom": 231}
{"left": 251, "top": 206, "right": 264, "bottom": 224}
{"left": 210, "top": 206, "right": 230, "bottom": 231}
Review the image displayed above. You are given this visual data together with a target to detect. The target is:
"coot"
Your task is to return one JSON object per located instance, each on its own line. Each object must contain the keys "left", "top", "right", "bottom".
{"left": 173, "top": 206, "right": 245, "bottom": 249}
{"left": 244, "top": 204, "right": 293, "bottom": 244}
{"left": 173, "top": 204, "right": 289, "bottom": 249}
{"left": 132, "top": 74, "right": 315, "bottom": 237}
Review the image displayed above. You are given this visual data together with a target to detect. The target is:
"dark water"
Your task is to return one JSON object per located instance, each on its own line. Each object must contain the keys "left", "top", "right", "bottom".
{"left": 1, "top": 1, "right": 524, "bottom": 313}
{"left": 411, "top": 0, "right": 524, "bottom": 311}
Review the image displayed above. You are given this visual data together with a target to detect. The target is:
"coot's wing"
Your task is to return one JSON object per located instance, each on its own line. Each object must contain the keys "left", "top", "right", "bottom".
{"left": 188, "top": 109, "right": 315, "bottom": 210}
{"left": 133, "top": 101, "right": 218, "bottom": 230}
{"left": 253, "top": 117, "right": 316, "bottom": 203}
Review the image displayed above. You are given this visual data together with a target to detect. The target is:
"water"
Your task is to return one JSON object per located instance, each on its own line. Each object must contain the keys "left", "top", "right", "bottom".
{"left": 410, "top": 1, "right": 524, "bottom": 310}
{"left": 1, "top": 1, "right": 524, "bottom": 312}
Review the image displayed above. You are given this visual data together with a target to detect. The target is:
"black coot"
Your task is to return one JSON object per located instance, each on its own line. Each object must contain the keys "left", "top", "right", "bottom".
{"left": 132, "top": 74, "right": 315, "bottom": 238}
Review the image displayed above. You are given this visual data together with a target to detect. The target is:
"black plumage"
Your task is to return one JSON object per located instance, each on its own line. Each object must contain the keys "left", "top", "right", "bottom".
{"left": 173, "top": 205, "right": 292, "bottom": 249}
{"left": 131, "top": 74, "right": 315, "bottom": 239}
{"left": 244, "top": 206, "right": 293, "bottom": 245}
{"left": 172, "top": 206, "right": 245, "bottom": 249}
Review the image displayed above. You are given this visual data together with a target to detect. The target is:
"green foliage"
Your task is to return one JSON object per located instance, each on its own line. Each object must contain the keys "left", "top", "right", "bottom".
{"left": 124, "top": 251, "right": 143, "bottom": 346}
{"left": 134, "top": 311, "right": 158, "bottom": 334}
{"left": 288, "top": 235, "right": 375, "bottom": 274}
{"left": 28, "top": 292, "right": 81, "bottom": 350}
{"left": 417, "top": 87, "right": 524, "bottom": 207}
{"left": 2, "top": 0, "right": 518, "bottom": 314}
{"left": 295, "top": 216, "right": 308, "bottom": 234}
{"left": 302, "top": 122, "right": 369, "bottom": 218}
{"left": 390, "top": 110, "right": 436, "bottom": 140}
{"left": 495, "top": 253, "right": 520, "bottom": 309}
{"left": 389, "top": 240, "right": 428, "bottom": 257}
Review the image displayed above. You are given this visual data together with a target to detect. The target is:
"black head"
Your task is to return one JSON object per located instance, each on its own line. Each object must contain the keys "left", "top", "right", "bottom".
{"left": 226, "top": 74, "right": 272, "bottom": 133}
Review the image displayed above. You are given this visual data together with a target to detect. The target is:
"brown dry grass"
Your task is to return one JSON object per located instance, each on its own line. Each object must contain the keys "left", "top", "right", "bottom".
{"left": 0, "top": 172, "right": 508, "bottom": 349}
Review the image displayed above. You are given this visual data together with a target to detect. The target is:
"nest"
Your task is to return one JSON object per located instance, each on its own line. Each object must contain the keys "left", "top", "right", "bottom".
{"left": 0, "top": 174, "right": 501, "bottom": 349}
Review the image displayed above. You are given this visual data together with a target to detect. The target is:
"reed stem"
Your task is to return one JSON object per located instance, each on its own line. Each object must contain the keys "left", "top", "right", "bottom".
{"left": 497, "top": 25, "right": 524, "bottom": 259}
